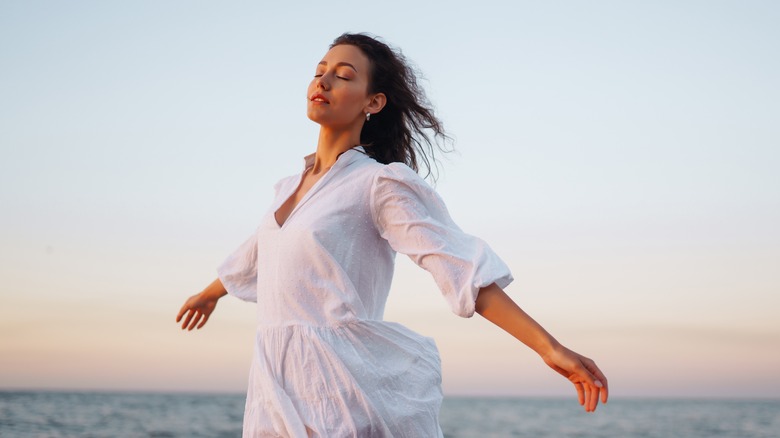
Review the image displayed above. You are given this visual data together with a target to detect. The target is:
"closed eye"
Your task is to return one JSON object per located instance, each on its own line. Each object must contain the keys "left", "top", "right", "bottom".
{"left": 313, "top": 73, "right": 351, "bottom": 80}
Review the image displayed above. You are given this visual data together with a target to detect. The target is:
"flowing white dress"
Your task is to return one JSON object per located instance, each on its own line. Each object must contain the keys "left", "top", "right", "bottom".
{"left": 217, "top": 147, "right": 513, "bottom": 437}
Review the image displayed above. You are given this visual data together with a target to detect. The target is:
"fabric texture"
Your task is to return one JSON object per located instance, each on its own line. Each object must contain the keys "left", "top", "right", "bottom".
{"left": 217, "top": 147, "right": 513, "bottom": 437}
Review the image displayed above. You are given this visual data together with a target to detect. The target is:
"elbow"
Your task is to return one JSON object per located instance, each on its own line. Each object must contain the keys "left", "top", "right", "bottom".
{"left": 474, "top": 283, "right": 500, "bottom": 315}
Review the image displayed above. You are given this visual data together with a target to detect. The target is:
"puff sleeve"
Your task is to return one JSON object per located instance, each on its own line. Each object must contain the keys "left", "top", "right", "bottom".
{"left": 370, "top": 163, "right": 513, "bottom": 318}
{"left": 216, "top": 230, "right": 259, "bottom": 302}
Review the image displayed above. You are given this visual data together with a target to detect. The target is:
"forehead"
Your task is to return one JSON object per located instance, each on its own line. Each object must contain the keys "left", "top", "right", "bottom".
{"left": 319, "top": 44, "right": 371, "bottom": 72}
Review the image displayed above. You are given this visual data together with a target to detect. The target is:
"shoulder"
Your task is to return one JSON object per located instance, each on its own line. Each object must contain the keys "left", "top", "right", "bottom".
{"left": 369, "top": 161, "right": 452, "bottom": 231}
{"left": 372, "top": 161, "right": 424, "bottom": 182}
{"left": 370, "top": 161, "right": 444, "bottom": 214}
{"left": 371, "top": 161, "right": 433, "bottom": 195}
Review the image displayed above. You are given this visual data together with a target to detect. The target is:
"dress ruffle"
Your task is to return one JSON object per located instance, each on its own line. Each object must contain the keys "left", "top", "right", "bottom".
{"left": 243, "top": 321, "right": 443, "bottom": 437}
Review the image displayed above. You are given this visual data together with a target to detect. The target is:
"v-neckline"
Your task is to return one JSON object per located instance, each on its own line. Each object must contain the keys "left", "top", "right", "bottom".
{"left": 273, "top": 166, "right": 318, "bottom": 228}
{"left": 272, "top": 146, "right": 365, "bottom": 229}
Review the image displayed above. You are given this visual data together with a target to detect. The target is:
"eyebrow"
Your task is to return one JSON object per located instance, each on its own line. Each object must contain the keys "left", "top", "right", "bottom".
{"left": 317, "top": 61, "right": 358, "bottom": 72}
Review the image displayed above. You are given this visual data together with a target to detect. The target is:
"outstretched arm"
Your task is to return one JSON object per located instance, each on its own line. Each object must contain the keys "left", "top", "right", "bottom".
{"left": 176, "top": 278, "right": 228, "bottom": 331}
{"left": 475, "top": 283, "right": 609, "bottom": 412}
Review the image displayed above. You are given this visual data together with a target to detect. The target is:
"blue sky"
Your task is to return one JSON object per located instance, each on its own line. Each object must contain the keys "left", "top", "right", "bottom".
{"left": 1, "top": 1, "right": 778, "bottom": 397}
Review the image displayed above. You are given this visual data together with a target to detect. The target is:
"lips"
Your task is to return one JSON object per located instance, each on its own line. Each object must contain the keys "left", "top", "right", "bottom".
{"left": 310, "top": 93, "right": 330, "bottom": 104}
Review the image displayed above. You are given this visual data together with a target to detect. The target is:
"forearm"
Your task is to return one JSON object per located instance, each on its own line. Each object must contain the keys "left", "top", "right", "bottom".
{"left": 474, "top": 283, "right": 560, "bottom": 358}
{"left": 202, "top": 278, "right": 228, "bottom": 300}
{"left": 475, "top": 283, "right": 608, "bottom": 411}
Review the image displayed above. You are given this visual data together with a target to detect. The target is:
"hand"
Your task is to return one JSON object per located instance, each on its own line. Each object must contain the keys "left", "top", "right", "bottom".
{"left": 542, "top": 344, "right": 609, "bottom": 412}
{"left": 176, "top": 291, "right": 219, "bottom": 331}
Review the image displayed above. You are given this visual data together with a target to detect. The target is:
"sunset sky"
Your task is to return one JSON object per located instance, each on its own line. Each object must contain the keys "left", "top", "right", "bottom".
{"left": 1, "top": 1, "right": 778, "bottom": 399}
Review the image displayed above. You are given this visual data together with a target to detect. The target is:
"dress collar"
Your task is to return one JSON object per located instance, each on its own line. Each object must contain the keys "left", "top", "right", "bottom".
{"left": 302, "top": 146, "right": 367, "bottom": 170}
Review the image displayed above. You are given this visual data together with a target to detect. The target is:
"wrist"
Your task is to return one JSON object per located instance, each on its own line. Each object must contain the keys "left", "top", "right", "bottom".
{"left": 536, "top": 337, "right": 562, "bottom": 360}
{"left": 202, "top": 278, "right": 228, "bottom": 300}
{"left": 202, "top": 289, "right": 225, "bottom": 300}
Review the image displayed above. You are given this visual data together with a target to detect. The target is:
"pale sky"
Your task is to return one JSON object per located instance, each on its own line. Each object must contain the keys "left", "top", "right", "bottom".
{"left": 1, "top": 1, "right": 778, "bottom": 398}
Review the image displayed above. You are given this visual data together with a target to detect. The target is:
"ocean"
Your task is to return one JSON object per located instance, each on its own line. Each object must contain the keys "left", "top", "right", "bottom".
{"left": 1, "top": 391, "right": 778, "bottom": 437}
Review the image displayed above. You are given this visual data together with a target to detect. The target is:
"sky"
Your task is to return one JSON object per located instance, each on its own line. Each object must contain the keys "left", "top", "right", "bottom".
{"left": 1, "top": 0, "right": 778, "bottom": 399}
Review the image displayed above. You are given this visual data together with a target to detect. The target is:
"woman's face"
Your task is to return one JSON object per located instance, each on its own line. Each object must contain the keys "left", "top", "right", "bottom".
{"left": 307, "top": 44, "right": 375, "bottom": 128}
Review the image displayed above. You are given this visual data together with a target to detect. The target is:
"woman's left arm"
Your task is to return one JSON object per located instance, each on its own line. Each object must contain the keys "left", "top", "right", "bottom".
{"left": 475, "top": 283, "right": 609, "bottom": 412}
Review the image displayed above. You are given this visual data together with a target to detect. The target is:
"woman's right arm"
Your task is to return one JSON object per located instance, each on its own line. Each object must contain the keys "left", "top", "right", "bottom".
{"left": 176, "top": 278, "right": 227, "bottom": 331}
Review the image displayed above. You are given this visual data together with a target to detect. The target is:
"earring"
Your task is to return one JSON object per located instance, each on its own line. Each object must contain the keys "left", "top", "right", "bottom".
{"left": 366, "top": 112, "right": 371, "bottom": 121}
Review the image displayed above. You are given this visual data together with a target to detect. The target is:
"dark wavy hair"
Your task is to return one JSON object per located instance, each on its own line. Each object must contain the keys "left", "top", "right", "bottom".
{"left": 331, "top": 33, "right": 451, "bottom": 179}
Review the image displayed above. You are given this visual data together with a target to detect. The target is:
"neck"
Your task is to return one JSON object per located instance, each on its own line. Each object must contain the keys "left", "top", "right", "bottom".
{"left": 311, "top": 125, "right": 362, "bottom": 175}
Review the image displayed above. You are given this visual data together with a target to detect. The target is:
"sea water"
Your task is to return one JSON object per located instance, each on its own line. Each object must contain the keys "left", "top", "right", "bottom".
{"left": 1, "top": 391, "right": 778, "bottom": 437}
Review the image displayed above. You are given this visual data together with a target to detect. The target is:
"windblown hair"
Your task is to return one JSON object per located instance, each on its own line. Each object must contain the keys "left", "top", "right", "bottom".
{"left": 331, "top": 33, "right": 451, "bottom": 179}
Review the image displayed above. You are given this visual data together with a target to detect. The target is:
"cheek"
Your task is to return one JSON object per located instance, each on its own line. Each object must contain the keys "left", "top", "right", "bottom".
{"left": 343, "top": 86, "right": 369, "bottom": 106}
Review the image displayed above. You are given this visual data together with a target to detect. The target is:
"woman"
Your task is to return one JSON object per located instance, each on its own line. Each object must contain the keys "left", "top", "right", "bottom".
{"left": 177, "top": 33, "right": 608, "bottom": 437}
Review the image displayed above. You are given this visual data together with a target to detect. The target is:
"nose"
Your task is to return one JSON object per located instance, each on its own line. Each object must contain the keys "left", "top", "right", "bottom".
{"left": 316, "top": 74, "right": 330, "bottom": 91}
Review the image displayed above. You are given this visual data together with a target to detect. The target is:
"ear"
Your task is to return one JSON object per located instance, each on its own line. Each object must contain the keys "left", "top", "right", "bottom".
{"left": 364, "top": 92, "right": 387, "bottom": 116}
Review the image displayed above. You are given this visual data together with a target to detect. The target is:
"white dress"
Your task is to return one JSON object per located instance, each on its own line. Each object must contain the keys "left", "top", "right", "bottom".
{"left": 218, "top": 147, "right": 513, "bottom": 437}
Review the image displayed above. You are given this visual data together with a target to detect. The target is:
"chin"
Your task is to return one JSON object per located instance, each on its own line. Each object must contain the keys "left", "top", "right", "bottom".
{"left": 306, "top": 110, "right": 322, "bottom": 123}
{"left": 307, "top": 112, "right": 326, "bottom": 125}
{"left": 307, "top": 106, "right": 328, "bottom": 123}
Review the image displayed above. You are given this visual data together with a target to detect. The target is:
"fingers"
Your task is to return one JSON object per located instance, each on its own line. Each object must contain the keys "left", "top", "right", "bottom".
{"left": 569, "top": 358, "right": 608, "bottom": 412}
{"left": 574, "top": 380, "right": 599, "bottom": 413}
{"left": 548, "top": 347, "right": 608, "bottom": 413}
{"left": 587, "top": 382, "right": 599, "bottom": 412}
{"left": 573, "top": 382, "right": 585, "bottom": 406}
{"left": 177, "top": 293, "right": 216, "bottom": 331}
{"left": 187, "top": 312, "right": 203, "bottom": 331}
{"left": 595, "top": 373, "right": 609, "bottom": 405}
{"left": 582, "top": 377, "right": 606, "bottom": 412}
{"left": 584, "top": 359, "right": 609, "bottom": 405}
{"left": 595, "top": 371, "right": 609, "bottom": 405}
{"left": 177, "top": 295, "right": 197, "bottom": 324}
{"left": 180, "top": 309, "right": 194, "bottom": 330}
{"left": 573, "top": 378, "right": 600, "bottom": 412}
{"left": 176, "top": 303, "right": 188, "bottom": 322}
{"left": 178, "top": 308, "right": 210, "bottom": 331}
{"left": 197, "top": 313, "right": 210, "bottom": 329}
